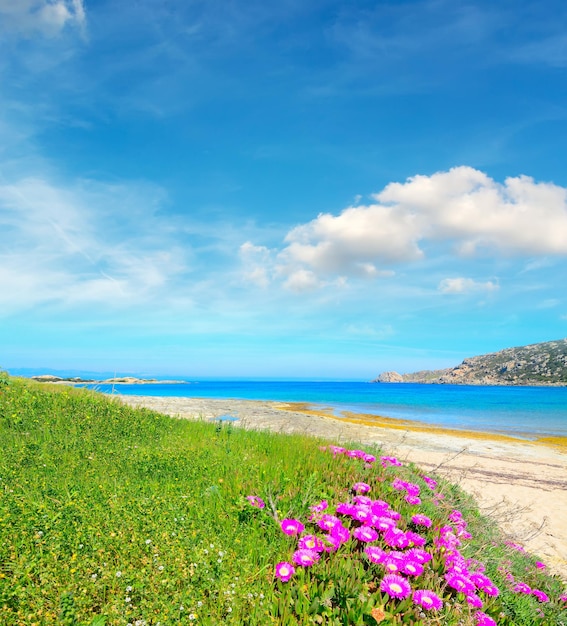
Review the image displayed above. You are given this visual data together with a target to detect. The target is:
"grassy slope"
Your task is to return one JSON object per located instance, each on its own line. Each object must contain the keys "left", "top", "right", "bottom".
{"left": 0, "top": 376, "right": 565, "bottom": 625}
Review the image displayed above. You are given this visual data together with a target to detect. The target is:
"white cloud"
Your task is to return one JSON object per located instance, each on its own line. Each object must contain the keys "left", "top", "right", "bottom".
{"left": 271, "top": 167, "right": 567, "bottom": 288}
{"left": 0, "top": 0, "right": 86, "bottom": 38}
{"left": 283, "top": 269, "right": 321, "bottom": 293}
{"left": 438, "top": 277, "right": 499, "bottom": 294}
{"left": 0, "top": 175, "right": 189, "bottom": 315}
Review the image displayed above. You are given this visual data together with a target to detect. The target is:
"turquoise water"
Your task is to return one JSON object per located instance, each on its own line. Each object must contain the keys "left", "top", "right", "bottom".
{"left": 88, "top": 381, "right": 567, "bottom": 439}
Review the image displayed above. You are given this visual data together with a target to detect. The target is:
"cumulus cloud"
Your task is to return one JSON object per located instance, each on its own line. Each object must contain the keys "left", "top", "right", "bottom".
{"left": 438, "top": 277, "right": 499, "bottom": 294}
{"left": 273, "top": 167, "right": 567, "bottom": 288}
{"left": 0, "top": 0, "right": 86, "bottom": 38}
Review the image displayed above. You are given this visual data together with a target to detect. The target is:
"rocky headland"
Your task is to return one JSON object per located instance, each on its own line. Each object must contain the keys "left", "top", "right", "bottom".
{"left": 374, "top": 338, "right": 567, "bottom": 386}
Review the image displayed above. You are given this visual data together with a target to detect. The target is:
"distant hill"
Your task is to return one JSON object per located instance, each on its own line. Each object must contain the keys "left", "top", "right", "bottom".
{"left": 374, "top": 338, "right": 567, "bottom": 386}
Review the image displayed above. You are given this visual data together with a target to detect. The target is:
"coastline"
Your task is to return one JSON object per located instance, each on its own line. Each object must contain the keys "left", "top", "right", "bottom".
{"left": 117, "top": 394, "right": 567, "bottom": 581}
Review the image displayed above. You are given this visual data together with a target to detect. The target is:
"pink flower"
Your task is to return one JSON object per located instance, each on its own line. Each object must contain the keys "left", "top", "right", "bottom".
{"left": 292, "top": 548, "right": 319, "bottom": 567}
{"left": 405, "top": 483, "right": 421, "bottom": 496}
{"left": 352, "top": 481, "right": 371, "bottom": 493}
{"left": 383, "top": 553, "right": 405, "bottom": 573}
{"left": 559, "top": 593, "right": 567, "bottom": 603}
{"left": 445, "top": 572, "right": 475, "bottom": 595}
{"left": 317, "top": 514, "right": 342, "bottom": 531}
{"left": 298, "top": 534, "right": 325, "bottom": 552}
{"left": 280, "top": 518, "right": 305, "bottom": 536}
{"left": 466, "top": 593, "right": 483, "bottom": 608}
{"left": 322, "top": 534, "right": 341, "bottom": 552}
{"left": 246, "top": 495, "right": 265, "bottom": 509}
{"left": 353, "top": 495, "right": 372, "bottom": 506}
{"left": 363, "top": 453, "right": 376, "bottom": 464}
{"left": 375, "top": 516, "right": 396, "bottom": 533}
{"left": 474, "top": 611, "right": 497, "bottom": 626}
{"left": 381, "top": 456, "right": 402, "bottom": 467}
{"left": 412, "top": 589, "right": 442, "bottom": 611}
{"left": 330, "top": 523, "right": 351, "bottom": 544}
{"left": 513, "top": 582, "right": 531, "bottom": 595}
{"left": 364, "top": 545, "right": 385, "bottom": 564}
{"left": 532, "top": 589, "right": 550, "bottom": 603}
{"left": 353, "top": 526, "right": 378, "bottom": 543}
{"left": 328, "top": 445, "right": 346, "bottom": 456}
{"left": 383, "top": 528, "right": 409, "bottom": 549}
{"left": 405, "top": 495, "right": 421, "bottom": 506}
{"left": 535, "top": 561, "right": 546, "bottom": 569}
{"left": 310, "top": 500, "right": 328, "bottom": 513}
{"left": 411, "top": 514, "right": 432, "bottom": 528}
{"left": 401, "top": 560, "right": 424, "bottom": 577}
{"left": 275, "top": 561, "right": 295, "bottom": 582}
{"left": 406, "top": 548, "right": 432, "bottom": 564}
{"left": 380, "top": 574, "right": 411, "bottom": 599}
{"left": 422, "top": 475, "right": 437, "bottom": 490}
{"left": 405, "top": 531, "right": 426, "bottom": 547}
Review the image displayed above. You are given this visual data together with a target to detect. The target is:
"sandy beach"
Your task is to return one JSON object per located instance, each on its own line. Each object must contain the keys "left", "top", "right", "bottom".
{"left": 118, "top": 394, "right": 567, "bottom": 581}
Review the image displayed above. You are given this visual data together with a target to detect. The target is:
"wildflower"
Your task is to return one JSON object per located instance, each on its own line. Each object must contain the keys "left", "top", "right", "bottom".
{"left": 405, "top": 495, "right": 421, "bottom": 506}
{"left": 336, "top": 502, "right": 357, "bottom": 516}
{"left": 466, "top": 593, "right": 483, "bottom": 608}
{"left": 382, "top": 552, "right": 405, "bottom": 573}
{"left": 275, "top": 561, "right": 295, "bottom": 582}
{"left": 298, "top": 535, "right": 325, "bottom": 552}
{"left": 352, "top": 481, "right": 371, "bottom": 493}
{"left": 411, "top": 514, "right": 432, "bottom": 528}
{"left": 412, "top": 589, "right": 442, "bottom": 611}
{"left": 559, "top": 593, "right": 567, "bottom": 603}
{"left": 405, "top": 483, "right": 420, "bottom": 496}
{"left": 375, "top": 516, "right": 396, "bottom": 533}
{"left": 381, "top": 456, "right": 402, "bottom": 467}
{"left": 363, "top": 453, "right": 376, "bottom": 464}
{"left": 407, "top": 548, "right": 432, "bottom": 564}
{"left": 513, "top": 582, "right": 531, "bottom": 594}
{"left": 380, "top": 574, "right": 411, "bottom": 599}
{"left": 246, "top": 495, "right": 265, "bottom": 509}
{"left": 309, "top": 500, "right": 328, "bottom": 513}
{"left": 474, "top": 611, "right": 497, "bottom": 626}
{"left": 116, "top": 571, "right": 122, "bottom": 578}
{"left": 422, "top": 475, "right": 437, "bottom": 489}
{"left": 353, "top": 495, "right": 372, "bottom": 506}
{"left": 445, "top": 572, "right": 475, "bottom": 595}
{"left": 280, "top": 518, "right": 305, "bottom": 536}
{"left": 292, "top": 549, "right": 319, "bottom": 567}
{"left": 364, "top": 545, "right": 385, "bottom": 564}
{"left": 145, "top": 539, "right": 152, "bottom": 545}
{"left": 330, "top": 523, "right": 350, "bottom": 544}
{"left": 401, "top": 560, "right": 424, "bottom": 577}
{"left": 322, "top": 534, "right": 341, "bottom": 552}
{"left": 448, "top": 510, "right": 463, "bottom": 522}
{"left": 531, "top": 589, "right": 550, "bottom": 603}
{"left": 353, "top": 526, "right": 378, "bottom": 543}
{"left": 317, "top": 514, "right": 342, "bottom": 531}
{"left": 383, "top": 528, "right": 409, "bottom": 549}
{"left": 329, "top": 445, "right": 346, "bottom": 456}
{"left": 535, "top": 561, "right": 546, "bottom": 569}
{"left": 405, "top": 531, "right": 426, "bottom": 547}
{"left": 392, "top": 478, "right": 408, "bottom": 491}
{"left": 354, "top": 506, "right": 373, "bottom": 523}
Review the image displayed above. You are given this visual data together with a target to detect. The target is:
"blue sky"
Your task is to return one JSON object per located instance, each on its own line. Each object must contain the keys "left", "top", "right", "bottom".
{"left": 1, "top": 0, "right": 566, "bottom": 379}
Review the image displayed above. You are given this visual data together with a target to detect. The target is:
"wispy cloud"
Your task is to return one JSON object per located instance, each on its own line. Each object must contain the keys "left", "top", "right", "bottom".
{"left": 0, "top": 175, "right": 190, "bottom": 316}
{"left": 438, "top": 277, "right": 499, "bottom": 295}
{"left": 0, "top": 0, "right": 86, "bottom": 39}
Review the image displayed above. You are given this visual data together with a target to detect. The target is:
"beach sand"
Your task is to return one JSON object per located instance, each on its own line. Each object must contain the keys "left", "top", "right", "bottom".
{"left": 118, "top": 394, "right": 567, "bottom": 581}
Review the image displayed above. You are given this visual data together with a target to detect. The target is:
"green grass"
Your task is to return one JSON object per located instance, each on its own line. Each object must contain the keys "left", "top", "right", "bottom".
{"left": 0, "top": 374, "right": 566, "bottom": 625}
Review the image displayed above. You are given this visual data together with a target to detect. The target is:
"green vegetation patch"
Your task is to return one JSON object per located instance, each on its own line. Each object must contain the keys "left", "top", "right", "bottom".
{"left": 0, "top": 375, "right": 566, "bottom": 625}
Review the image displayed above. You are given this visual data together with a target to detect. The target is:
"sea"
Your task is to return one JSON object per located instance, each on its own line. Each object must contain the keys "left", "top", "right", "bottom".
{"left": 86, "top": 380, "right": 567, "bottom": 439}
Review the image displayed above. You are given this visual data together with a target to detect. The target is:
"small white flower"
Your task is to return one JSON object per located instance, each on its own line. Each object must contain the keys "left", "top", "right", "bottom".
{"left": 179, "top": 605, "right": 184, "bottom": 611}
{"left": 125, "top": 596, "right": 131, "bottom": 603}
{"left": 78, "top": 544, "right": 84, "bottom": 549}
{"left": 158, "top": 565, "right": 164, "bottom": 571}
{"left": 116, "top": 571, "right": 122, "bottom": 578}
{"left": 145, "top": 539, "right": 152, "bottom": 545}
{"left": 126, "top": 585, "right": 133, "bottom": 592}
{"left": 197, "top": 601, "right": 203, "bottom": 607}
{"left": 188, "top": 615, "right": 196, "bottom": 621}
{"left": 209, "top": 543, "right": 215, "bottom": 549}
{"left": 91, "top": 573, "right": 97, "bottom": 581}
